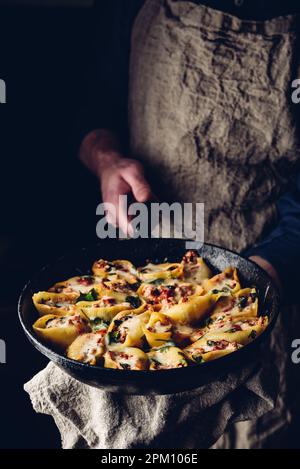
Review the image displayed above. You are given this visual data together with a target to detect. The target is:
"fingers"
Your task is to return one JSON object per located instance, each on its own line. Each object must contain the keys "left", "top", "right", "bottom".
{"left": 99, "top": 158, "right": 154, "bottom": 237}
{"left": 102, "top": 177, "right": 133, "bottom": 237}
{"left": 122, "top": 163, "right": 152, "bottom": 202}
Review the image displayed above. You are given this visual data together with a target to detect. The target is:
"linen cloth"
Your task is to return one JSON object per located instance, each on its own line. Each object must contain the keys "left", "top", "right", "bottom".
{"left": 24, "top": 358, "right": 278, "bottom": 449}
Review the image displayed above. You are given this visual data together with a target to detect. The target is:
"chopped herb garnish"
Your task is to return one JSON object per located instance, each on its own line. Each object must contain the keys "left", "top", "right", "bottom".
{"left": 158, "top": 346, "right": 172, "bottom": 353}
{"left": 192, "top": 355, "right": 204, "bottom": 364}
{"left": 130, "top": 281, "right": 141, "bottom": 290}
{"left": 248, "top": 330, "right": 257, "bottom": 340}
{"left": 108, "top": 331, "right": 121, "bottom": 344}
{"left": 93, "top": 317, "right": 109, "bottom": 326}
{"left": 212, "top": 287, "right": 230, "bottom": 294}
{"left": 119, "top": 363, "right": 131, "bottom": 370}
{"left": 158, "top": 341, "right": 175, "bottom": 353}
{"left": 91, "top": 318, "right": 110, "bottom": 332}
{"left": 150, "top": 357, "right": 161, "bottom": 367}
{"left": 148, "top": 278, "right": 165, "bottom": 286}
{"left": 205, "top": 317, "right": 213, "bottom": 327}
{"left": 238, "top": 296, "right": 248, "bottom": 309}
{"left": 207, "top": 340, "right": 216, "bottom": 347}
{"left": 76, "top": 288, "right": 99, "bottom": 303}
{"left": 125, "top": 296, "right": 142, "bottom": 309}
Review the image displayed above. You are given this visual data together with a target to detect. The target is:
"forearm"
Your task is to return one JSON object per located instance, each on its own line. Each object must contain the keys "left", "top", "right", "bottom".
{"left": 79, "top": 129, "right": 123, "bottom": 178}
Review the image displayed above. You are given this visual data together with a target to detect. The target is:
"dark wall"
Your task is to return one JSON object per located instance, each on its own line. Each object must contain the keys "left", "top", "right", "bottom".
{"left": 0, "top": 6, "right": 100, "bottom": 294}
{"left": 0, "top": 5, "right": 99, "bottom": 448}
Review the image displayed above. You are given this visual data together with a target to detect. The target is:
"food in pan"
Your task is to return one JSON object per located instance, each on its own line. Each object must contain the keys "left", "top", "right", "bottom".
{"left": 210, "top": 288, "right": 258, "bottom": 321}
{"left": 148, "top": 342, "right": 189, "bottom": 370}
{"left": 202, "top": 267, "right": 241, "bottom": 294}
{"left": 67, "top": 332, "right": 106, "bottom": 365}
{"left": 31, "top": 251, "right": 268, "bottom": 370}
{"left": 92, "top": 259, "right": 139, "bottom": 287}
{"left": 48, "top": 275, "right": 102, "bottom": 294}
{"left": 182, "top": 250, "right": 213, "bottom": 284}
{"left": 33, "top": 312, "right": 91, "bottom": 350}
{"left": 137, "top": 261, "right": 183, "bottom": 282}
{"left": 143, "top": 311, "right": 173, "bottom": 348}
{"left": 104, "top": 347, "right": 149, "bottom": 370}
{"left": 184, "top": 339, "right": 242, "bottom": 363}
{"left": 106, "top": 310, "right": 150, "bottom": 349}
{"left": 76, "top": 289, "right": 144, "bottom": 322}
{"left": 32, "top": 291, "right": 80, "bottom": 316}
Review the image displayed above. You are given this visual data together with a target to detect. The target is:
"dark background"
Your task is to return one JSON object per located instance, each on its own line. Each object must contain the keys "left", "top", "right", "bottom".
{"left": 0, "top": 2, "right": 99, "bottom": 448}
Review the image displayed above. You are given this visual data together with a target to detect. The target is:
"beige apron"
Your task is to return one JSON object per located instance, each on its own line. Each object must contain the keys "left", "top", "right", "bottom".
{"left": 129, "top": 0, "right": 300, "bottom": 448}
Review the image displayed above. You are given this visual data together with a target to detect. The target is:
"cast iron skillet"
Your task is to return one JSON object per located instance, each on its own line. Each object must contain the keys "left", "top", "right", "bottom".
{"left": 18, "top": 238, "right": 280, "bottom": 395}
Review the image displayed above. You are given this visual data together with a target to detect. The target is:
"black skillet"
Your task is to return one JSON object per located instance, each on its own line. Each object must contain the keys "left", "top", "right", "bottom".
{"left": 18, "top": 238, "right": 280, "bottom": 395}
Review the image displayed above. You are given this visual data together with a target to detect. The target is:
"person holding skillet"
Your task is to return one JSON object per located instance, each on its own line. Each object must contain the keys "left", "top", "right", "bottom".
{"left": 79, "top": 0, "right": 300, "bottom": 447}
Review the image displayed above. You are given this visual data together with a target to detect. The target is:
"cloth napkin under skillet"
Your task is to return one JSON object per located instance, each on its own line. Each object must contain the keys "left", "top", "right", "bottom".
{"left": 24, "top": 358, "right": 278, "bottom": 449}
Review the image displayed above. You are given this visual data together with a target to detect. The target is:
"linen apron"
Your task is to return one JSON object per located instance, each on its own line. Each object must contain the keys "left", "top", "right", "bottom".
{"left": 129, "top": 0, "right": 300, "bottom": 448}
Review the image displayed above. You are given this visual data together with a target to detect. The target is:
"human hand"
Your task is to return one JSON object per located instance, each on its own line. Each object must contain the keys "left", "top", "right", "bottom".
{"left": 98, "top": 153, "right": 153, "bottom": 236}
{"left": 79, "top": 130, "right": 153, "bottom": 237}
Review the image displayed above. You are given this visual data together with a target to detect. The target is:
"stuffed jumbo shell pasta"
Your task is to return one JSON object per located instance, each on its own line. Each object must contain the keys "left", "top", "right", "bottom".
{"left": 32, "top": 291, "right": 79, "bottom": 316}
{"left": 195, "top": 316, "right": 268, "bottom": 346}
{"left": 142, "top": 311, "right": 173, "bottom": 348}
{"left": 181, "top": 250, "right": 213, "bottom": 284}
{"left": 106, "top": 311, "right": 149, "bottom": 349}
{"left": 67, "top": 332, "right": 106, "bottom": 365}
{"left": 210, "top": 288, "right": 258, "bottom": 321}
{"left": 48, "top": 275, "right": 102, "bottom": 294}
{"left": 202, "top": 267, "right": 241, "bottom": 295}
{"left": 77, "top": 290, "right": 144, "bottom": 321}
{"left": 185, "top": 339, "right": 242, "bottom": 363}
{"left": 148, "top": 343, "right": 189, "bottom": 370}
{"left": 32, "top": 251, "right": 270, "bottom": 369}
{"left": 92, "top": 259, "right": 139, "bottom": 285}
{"left": 138, "top": 281, "right": 202, "bottom": 309}
{"left": 104, "top": 347, "right": 149, "bottom": 370}
{"left": 189, "top": 314, "right": 268, "bottom": 344}
{"left": 162, "top": 291, "right": 219, "bottom": 325}
{"left": 138, "top": 261, "right": 183, "bottom": 282}
{"left": 100, "top": 276, "right": 140, "bottom": 294}
{"left": 33, "top": 312, "right": 91, "bottom": 350}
